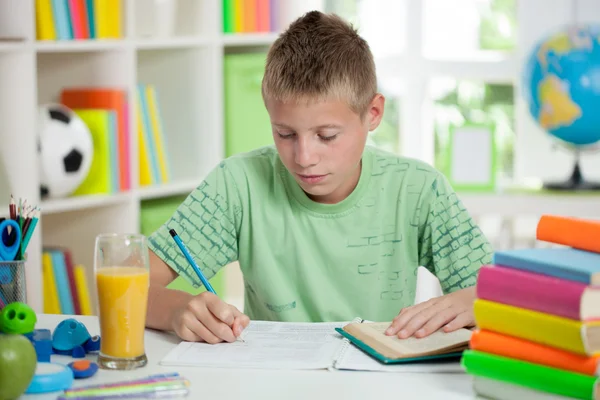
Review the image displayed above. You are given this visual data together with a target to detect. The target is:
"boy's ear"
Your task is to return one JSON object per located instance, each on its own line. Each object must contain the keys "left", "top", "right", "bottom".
{"left": 367, "top": 93, "right": 385, "bottom": 131}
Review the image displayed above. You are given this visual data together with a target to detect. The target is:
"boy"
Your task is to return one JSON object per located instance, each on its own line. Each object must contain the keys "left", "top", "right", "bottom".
{"left": 145, "top": 11, "right": 493, "bottom": 344}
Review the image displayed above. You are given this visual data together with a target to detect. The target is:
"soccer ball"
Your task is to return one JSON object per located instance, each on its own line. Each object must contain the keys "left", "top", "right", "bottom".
{"left": 38, "top": 104, "right": 93, "bottom": 199}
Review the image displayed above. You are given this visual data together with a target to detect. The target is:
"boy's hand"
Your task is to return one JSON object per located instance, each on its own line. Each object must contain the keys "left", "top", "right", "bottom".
{"left": 385, "top": 287, "right": 476, "bottom": 339}
{"left": 171, "top": 292, "right": 250, "bottom": 344}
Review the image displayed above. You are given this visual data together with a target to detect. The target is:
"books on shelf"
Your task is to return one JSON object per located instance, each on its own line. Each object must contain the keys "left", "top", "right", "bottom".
{"left": 60, "top": 87, "right": 130, "bottom": 194}
{"left": 463, "top": 214, "right": 600, "bottom": 400}
{"left": 137, "top": 84, "right": 171, "bottom": 187}
{"left": 36, "top": 0, "right": 123, "bottom": 41}
{"left": 42, "top": 247, "right": 93, "bottom": 316}
{"left": 223, "top": 0, "right": 325, "bottom": 34}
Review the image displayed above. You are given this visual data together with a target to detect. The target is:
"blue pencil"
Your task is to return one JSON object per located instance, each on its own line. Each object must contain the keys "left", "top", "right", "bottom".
{"left": 169, "top": 229, "right": 216, "bottom": 295}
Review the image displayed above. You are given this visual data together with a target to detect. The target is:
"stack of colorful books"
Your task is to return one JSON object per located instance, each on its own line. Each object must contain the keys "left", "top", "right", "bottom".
{"left": 462, "top": 214, "right": 600, "bottom": 400}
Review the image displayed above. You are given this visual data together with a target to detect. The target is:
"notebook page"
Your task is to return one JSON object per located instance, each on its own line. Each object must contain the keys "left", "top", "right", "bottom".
{"left": 160, "top": 320, "right": 347, "bottom": 370}
{"left": 362, "top": 323, "right": 471, "bottom": 355}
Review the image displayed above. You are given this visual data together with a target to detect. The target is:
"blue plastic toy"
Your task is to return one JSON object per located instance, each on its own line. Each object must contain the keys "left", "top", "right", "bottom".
{"left": 25, "top": 362, "right": 74, "bottom": 394}
{"left": 24, "top": 329, "right": 53, "bottom": 362}
{"left": 51, "top": 318, "right": 101, "bottom": 358}
{"left": 68, "top": 360, "right": 99, "bottom": 379}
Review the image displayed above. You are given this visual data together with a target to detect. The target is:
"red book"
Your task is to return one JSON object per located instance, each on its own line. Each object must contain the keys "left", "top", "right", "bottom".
{"left": 476, "top": 264, "right": 600, "bottom": 321}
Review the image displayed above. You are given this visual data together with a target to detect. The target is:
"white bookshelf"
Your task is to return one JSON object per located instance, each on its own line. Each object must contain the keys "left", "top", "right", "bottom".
{"left": 0, "top": 0, "right": 279, "bottom": 314}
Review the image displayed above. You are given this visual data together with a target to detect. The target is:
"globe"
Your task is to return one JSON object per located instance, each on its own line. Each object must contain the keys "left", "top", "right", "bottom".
{"left": 522, "top": 24, "right": 600, "bottom": 189}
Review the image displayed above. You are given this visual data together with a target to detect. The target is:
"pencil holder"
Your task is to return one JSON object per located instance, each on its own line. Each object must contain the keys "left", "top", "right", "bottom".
{"left": 0, "top": 259, "right": 27, "bottom": 309}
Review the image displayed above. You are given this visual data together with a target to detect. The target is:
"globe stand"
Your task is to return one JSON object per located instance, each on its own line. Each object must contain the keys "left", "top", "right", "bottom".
{"left": 543, "top": 151, "right": 600, "bottom": 191}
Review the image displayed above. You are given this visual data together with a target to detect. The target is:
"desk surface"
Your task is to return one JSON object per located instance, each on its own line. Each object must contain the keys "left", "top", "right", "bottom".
{"left": 21, "top": 314, "right": 479, "bottom": 400}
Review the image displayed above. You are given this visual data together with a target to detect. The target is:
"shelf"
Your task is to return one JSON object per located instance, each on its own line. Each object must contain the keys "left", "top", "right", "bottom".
{"left": 35, "top": 40, "right": 128, "bottom": 53}
{"left": 40, "top": 193, "right": 132, "bottom": 215}
{"left": 0, "top": 40, "right": 28, "bottom": 52}
{"left": 135, "top": 36, "right": 211, "bottom": 50}
{"left": 137, "top": 179, "right": 200, "bottom": 200}
{"left": 221, "top": 33, "right": 279, "bottom": 47}
{"left": 460, "top": 191, "right": 600, "bottom": 218}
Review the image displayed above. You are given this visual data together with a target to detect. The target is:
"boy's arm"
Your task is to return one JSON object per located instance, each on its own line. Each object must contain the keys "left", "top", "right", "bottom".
{"left": 386, "top": 173, "right": 493, "bottom": 339}
{"left": 144, "top": 161, "right": 248, "bottom": 342}
{"left": 417, "top": 174, "right": 493, "bottom": 294}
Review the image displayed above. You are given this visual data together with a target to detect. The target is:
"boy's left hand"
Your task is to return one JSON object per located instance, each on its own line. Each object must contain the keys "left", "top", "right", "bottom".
{"left": 384, "top": 287, "right": 476, "bottom": 339}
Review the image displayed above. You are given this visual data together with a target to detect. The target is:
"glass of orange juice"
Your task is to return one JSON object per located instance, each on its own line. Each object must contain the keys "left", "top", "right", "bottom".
{"left": 94, "top": 233, "right": 150, "bottom": 370}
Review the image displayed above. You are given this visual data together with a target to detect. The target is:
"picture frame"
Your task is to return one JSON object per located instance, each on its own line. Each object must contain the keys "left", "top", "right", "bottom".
{"left": 445, "top": 122, "right": 497, "bottom": 192}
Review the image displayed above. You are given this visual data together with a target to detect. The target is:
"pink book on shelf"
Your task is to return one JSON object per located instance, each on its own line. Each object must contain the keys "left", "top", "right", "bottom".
{"left": 68, "top": 0, "right": 90, "bottom": 39}
{"left": 256, "top": 0, "right": 270, "bottom": 32}
{"left": 476, "top": 264, "right": 600, "bottom": 321}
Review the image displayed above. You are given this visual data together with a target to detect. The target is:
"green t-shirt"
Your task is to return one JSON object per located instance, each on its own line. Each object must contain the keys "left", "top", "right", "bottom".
{"left": 148, "top": 145, "right": 493, "bottom": 323}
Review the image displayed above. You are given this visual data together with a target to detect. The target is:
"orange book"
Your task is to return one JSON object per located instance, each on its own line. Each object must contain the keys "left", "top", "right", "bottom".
{"left": 470, "top": 329, "right": 600, "bottom": 376}
{"left": 60, "top": 88, "right": 129, "bottom": 191}
{"left": 537, "top": 214, "right": 600, "bottom": 253}
{"left": 244, "top": 0, "right": 257, "bottom": 33}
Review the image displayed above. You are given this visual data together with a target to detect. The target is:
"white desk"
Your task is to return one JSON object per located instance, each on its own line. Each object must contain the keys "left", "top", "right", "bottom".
{"left": 21, "top": 314, "right": 479, "bottom": 400}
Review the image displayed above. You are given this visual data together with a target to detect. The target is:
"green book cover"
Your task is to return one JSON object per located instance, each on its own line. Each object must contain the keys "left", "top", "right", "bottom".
{"left": 223, "top": 0, "right": 235, "bottom": 33}
{"left": 461, "top": 350, "right": 597, "bottom": 400}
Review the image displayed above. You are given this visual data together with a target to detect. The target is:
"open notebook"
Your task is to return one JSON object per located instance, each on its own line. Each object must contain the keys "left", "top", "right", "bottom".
{"left": 159, "top": 318, "right": 467, "bottom": 372}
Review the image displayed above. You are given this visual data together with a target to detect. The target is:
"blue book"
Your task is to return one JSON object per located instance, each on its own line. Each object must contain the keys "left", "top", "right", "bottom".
{"left": 51, "top": 0, "right": 73, "bottom": 40}
{"left": 493, "top": 248, "right": 600, "bottom": 285}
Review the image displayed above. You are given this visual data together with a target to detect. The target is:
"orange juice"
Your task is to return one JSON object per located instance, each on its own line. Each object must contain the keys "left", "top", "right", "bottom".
{"left": 96, "top": 266, "right": 149, "bottom": 358}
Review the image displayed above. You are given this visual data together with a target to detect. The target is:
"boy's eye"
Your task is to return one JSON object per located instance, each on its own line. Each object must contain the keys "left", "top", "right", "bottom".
{"left": 319, "top": 134, "right": 338, "bottom": 141}
{"left": 277, "top": 132, "right": 295, "bottom": 139}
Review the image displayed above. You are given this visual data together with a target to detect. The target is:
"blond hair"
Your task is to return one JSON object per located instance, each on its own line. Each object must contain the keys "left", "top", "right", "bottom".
{"left": 262, "top": 11, "right": 377, "bottom": 117}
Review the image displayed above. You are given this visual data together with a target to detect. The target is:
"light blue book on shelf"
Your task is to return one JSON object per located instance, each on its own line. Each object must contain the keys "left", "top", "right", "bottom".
{"left": 107, "top": 111, "right": 119, "bottom": 193}
{"left": 51, "top": 0, "right": 73, "bottom": 40}
{"left": 50, "top": 249, "right": 74, "bottom": 315}
{"left": 493, "top": 248, "right": 600, "bottom": 285}
{"left": 137, "top": 85, "right": 161, "bottom": 184}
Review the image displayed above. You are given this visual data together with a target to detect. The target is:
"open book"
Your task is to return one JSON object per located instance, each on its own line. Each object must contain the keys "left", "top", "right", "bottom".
{"left": 338, "top": 321, "right": 471, "bottom": 364}
{"left": 159, "top": 318, "right": 467, "bottom": 372}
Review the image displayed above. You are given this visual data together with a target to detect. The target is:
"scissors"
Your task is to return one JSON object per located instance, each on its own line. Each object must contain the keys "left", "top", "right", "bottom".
{"left": 0, "top": 219, "right": 21, "bottom": 261}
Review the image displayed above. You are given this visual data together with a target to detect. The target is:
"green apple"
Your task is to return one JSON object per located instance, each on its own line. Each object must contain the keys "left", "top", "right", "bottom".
{"left": 0, "top": 333, "right": 37, "bottom": 400}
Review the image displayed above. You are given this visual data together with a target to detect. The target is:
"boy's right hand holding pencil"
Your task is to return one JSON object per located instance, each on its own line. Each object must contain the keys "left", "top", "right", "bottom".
{"left": 170, "top": 292, "right": 249, "bottom": 344}
{"left": 145, "top": 228, "right": 249, "bottom": 344}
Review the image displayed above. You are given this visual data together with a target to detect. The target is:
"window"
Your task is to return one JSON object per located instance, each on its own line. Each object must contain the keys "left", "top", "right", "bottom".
{"left": 430, "top": 79, "right": 515, "bottom": 182}
{"left": 320, "top": 0, "right": 541, "bottom": 184}
{"left": 423, "top": 0, "right": 517, "bottom": 59}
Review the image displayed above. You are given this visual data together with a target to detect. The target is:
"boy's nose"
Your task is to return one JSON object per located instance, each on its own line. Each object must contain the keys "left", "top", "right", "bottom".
{"left": 294, "top": 139, "right": 319, "bottom": 168}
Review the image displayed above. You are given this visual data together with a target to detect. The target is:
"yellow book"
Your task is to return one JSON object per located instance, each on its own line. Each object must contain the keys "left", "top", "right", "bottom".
{"left": 474, "top": 299, "right": 600, "bottom": 356}
{"left": 106, "top": 0, "right": 122, "bottom": 38}
{"left": 93, "top": 0, "right": 111, "bottom": 38}
{"left": 145, "top": 85, "right": 170, "bottom": 183}
{"left": 74, "top": 264, "right": 93, "bottom": 316}
{"left": 42, "top": 251, "right": 61, "bottom": 314}
{"left": 72, "top": 109, "right": 114, "bottom": 195}
{"left": 35, "top": 0, "right": 56, "bottom": 40}
{"left": 234, "top": 0, "right": 245, "bottom": 33}
{"left": 136, "top": 94, "right": 153, "bottom": 186}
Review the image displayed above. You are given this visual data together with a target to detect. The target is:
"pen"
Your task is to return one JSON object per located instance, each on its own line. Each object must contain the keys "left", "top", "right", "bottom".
{"left": 169, "top": 228, "right": 247, "bottom": 342}
{"left": 169, "top": 228, "right": 216, "bottom": 295}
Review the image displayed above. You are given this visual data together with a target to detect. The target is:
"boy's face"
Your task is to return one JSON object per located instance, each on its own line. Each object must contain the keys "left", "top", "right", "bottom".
{"left": 265, "top": 94, "right": 385, "bottom": 204}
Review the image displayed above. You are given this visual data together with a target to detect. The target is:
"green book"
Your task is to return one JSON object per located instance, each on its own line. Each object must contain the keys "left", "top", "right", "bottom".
{"left": 461, "top": 350, "right": 598, "bottom": 400}
{"left": 222, "top": 0, "right": 235, "bottom": 33}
